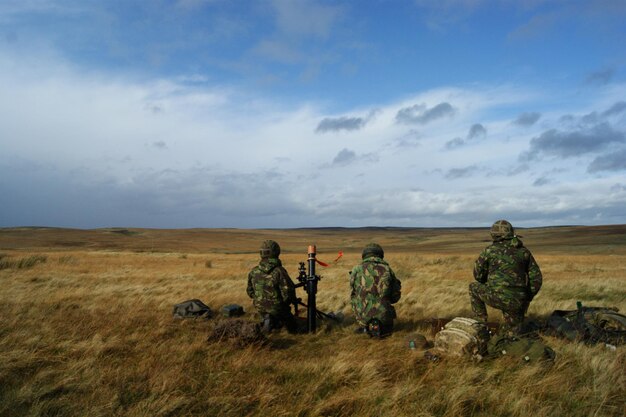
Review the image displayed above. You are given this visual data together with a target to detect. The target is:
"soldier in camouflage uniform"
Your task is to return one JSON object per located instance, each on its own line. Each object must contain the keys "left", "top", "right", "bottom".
{"left": 469, "top": 220, "right": 542, "bottom": 333}
{"left": 247, "top": 240, "right": 298, "bottom": 333}
{"left": 350, "top": 243, "right": 402, "bottom": 337}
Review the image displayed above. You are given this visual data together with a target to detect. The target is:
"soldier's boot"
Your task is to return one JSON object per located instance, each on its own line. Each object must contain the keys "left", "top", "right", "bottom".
{"left": 283, "top": 315, "right": 298, "bottom": 334}
{"left": 367, "top": 319, "right": 382, "bottom": 338}
{"left": 501, "top": 310, "right": 524, "bottom": 335}
{"left": 261, "top": 314, "right": 272, "bottom": 334}
{"left": 366, "top": 319, "right": 393, "bottom": 338}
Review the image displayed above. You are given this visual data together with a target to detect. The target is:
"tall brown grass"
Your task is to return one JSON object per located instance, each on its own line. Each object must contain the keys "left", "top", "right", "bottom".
{"left": 0, "top": 227, "right": 624, "bottom": 416}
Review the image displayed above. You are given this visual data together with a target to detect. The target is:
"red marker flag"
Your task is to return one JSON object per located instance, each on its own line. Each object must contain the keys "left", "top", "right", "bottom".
{"left": 315, "top": 258, "right": 330, "bottom": 267}
{"left": 312, "top": 251, "right": 343, "bottom": 267}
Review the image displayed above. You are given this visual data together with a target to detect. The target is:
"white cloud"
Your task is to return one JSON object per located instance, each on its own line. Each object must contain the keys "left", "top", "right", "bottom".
{"left": 1, "top": 47, "right": 626, "bottom": 227}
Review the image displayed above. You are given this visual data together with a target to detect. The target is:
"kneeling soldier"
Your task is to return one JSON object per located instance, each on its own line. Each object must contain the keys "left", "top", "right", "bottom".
{"left": 470, "top": 220, "right": 542, "bottom": 333}
{"left": 350, "top": 243, "right": 402, "bottom": 337}
{"left": 247, "top": 240, "right": 297, "bottom": 333}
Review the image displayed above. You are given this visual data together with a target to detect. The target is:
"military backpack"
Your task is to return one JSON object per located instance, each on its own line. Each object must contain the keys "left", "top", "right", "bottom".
{"left": 433, "top": 317, "right": 490, "bottom": 359}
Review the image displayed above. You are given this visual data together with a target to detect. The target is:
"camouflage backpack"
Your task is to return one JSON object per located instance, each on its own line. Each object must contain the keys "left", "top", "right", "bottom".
{"left": 433, "top": 317, "right": 490, "bottom": 359}
{"left": 173, "top": 299, "right": 213, "bottom": 319}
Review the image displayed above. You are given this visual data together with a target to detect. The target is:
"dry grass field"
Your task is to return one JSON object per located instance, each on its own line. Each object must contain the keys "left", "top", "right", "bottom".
{"left": 1, "top": 226, "right": 625, "bottom": 417}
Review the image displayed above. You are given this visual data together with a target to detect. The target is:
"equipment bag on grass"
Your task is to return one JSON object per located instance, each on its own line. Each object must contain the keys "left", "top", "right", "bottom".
{"left": 488, "top": 333, "right": 555, "bottom": 363}
{"left": 546, "top": 304, "right": 626, "bottom": 346}
{"left": 173, "top": 299, "right": 213, "bottom": 319}
{"left": 433, "top": 317, "right": 490, "bottom": 358}
{"left": 221, "top": 304, "right": 245, "bottom": 317}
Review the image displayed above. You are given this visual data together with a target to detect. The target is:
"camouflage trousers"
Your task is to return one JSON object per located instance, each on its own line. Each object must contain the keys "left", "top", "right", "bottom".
{"left": 469, "top": 282, "right": 528, "bottom": 331}
{"left": 351, "top": 302, "right": 396, "bottom": 328}
{"left": 259, "top": 311, "right": 297, "bottom": 334}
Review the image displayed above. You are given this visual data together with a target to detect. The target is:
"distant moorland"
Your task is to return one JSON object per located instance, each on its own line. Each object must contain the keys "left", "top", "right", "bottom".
{"left": 1, "top": 225, "right": 625, "bottom": 416}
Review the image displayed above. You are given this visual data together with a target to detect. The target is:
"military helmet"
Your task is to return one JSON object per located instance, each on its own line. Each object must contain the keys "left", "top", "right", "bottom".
{"left": 260, "top": 240, "right": 280, "bottom": 258}
{"left": 362, "top": 243, "right": 384, "bottom": 259}
{"left": 490, "top": 220, "right": 514, "bottom": 240}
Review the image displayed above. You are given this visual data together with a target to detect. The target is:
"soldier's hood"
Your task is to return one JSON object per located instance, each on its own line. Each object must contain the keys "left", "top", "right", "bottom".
{"left": 362, "top": 256, "right": 388, "bottom": 265}
{"left": 258, "top": 257, "right": 282, "bottom": 273}
{"left": 494, "top": 236, "right": 524, "bottom": 248}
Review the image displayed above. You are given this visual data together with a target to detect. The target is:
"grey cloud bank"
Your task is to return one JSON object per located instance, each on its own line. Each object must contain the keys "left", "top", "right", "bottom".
{"left": 394, "top": 130, "right": 421, "bottom": 148}
{"left": 514, "top": 112, "right": 541, "bottom": 126}
{"left": 315, "top": 109, "right": 380, "bottom": 133}
{"left": 585, "top": 68, "right": 615, "bottom": 85}
{"left": 444, "top": 137, "right": 465, "bottom": 150}
{"left": 445, "top": 165, "right": 480, "bottom": 179}
{"left": 521, "top": 123, "right": 626, "bottom": 160}
{"left": 329, "top": 148, "right": 378, "bottom": 167}
{"left": 0, "top": 159, "right": 305, "bottom": 228}
{"left": 602, "top": 101, "right": 626, "bottom": 117}
{"left": 395, "top": 102, "right": 455, "bottom": 125}
{"left": 2, "top": 1, "right": 626, "bottom": 231}
{"left": 443, "top": 123, "right": 486, "bottom": 150}
{"left": 2, "top": 46, "right": 626, "bottom": 229}
{"left": 560, "top": 101, "right": 626, "bottom": 129}
{"left": 3, "top": 157, "right": 626, "bottom": 228}
{"left": 468, "top": 123, "right": 487, "bottom": 139}
{"left": 316, "top": 116, "right": 366, "bottom": 133}
{"left": 588, "top": 150, "right": 626, "bottom": 173}
{"left": 332, "top": 148, "right": 357, "bottom": 165}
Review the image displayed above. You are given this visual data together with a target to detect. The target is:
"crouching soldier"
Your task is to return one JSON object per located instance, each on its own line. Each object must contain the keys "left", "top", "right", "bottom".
{"left": 469, "top": 220, "right": 542, "bottom": 334}
{"left": 247, "top": 240, "right": 298, "bottom": 333}
{"left": 350, "top": 243, "right": 401, "bottom": 337}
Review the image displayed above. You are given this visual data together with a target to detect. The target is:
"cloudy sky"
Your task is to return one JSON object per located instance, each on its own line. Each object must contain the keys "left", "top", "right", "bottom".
{"left": 1, "top": 0, "right": 626, "bottom": 228}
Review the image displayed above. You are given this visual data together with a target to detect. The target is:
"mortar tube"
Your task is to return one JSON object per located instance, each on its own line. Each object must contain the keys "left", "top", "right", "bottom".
{"left": 307, "top": 245, "right": 317, "bottom": 333}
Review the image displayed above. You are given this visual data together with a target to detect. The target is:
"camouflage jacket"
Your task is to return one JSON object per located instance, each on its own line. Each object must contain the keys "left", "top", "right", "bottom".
{"left": 246, "top": 258, "right": 297, "bottom": 317}
{"left": 474, "top": 237, "right": 542, "bottom": 299}
{"left": 350, "top": 256, "right": 401, "bottom": 326}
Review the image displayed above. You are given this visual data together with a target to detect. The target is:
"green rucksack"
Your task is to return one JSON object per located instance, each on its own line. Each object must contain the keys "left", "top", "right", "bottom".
{"left": 488, "top": 334, "right": 556, "bottom": 363}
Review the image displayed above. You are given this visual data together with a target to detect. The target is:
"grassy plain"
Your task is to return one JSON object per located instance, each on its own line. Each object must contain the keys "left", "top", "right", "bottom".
{"left": 0, "top": 226, "right": 625, "bottom": 417}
